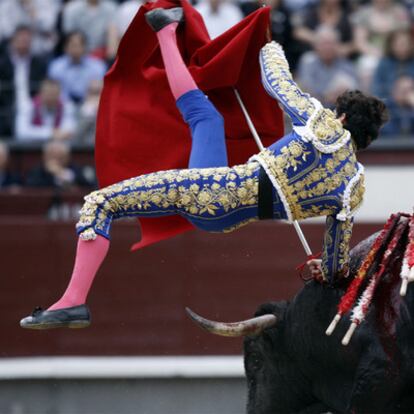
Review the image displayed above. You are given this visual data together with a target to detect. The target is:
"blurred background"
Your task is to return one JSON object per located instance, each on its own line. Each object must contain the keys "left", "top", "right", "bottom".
{"left": 0, "top": 0, "right": 413, "bottom": 413}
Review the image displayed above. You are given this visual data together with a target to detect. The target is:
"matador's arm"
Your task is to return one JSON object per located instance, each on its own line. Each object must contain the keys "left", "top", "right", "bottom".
{"left": 259, "top": 41, "right": 318, "bottom": 127}
{"left": 321, "top": 215, "right": 354, "bottom": 282}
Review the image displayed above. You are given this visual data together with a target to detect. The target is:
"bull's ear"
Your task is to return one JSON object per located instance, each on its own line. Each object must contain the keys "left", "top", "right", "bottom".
{"left": 254, "top": 301, "right": 288, "bottom": 318}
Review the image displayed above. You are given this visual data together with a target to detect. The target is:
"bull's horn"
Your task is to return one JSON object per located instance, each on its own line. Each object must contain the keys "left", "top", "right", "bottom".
{"left": 185, "top": 307, "right": 277, "bottom": 337}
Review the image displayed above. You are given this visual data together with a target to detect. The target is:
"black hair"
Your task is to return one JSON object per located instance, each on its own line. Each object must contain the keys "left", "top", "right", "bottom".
{"left": 385, "top": 29, "right": 413, "bottom": 60}
{"left": 64, "top": 30, "right": 87, "bottom": 47}
{"left": 12, "top": 25, "right": 33, "bottom": 37}
{"left": 335, "top": 90, "right": 389, "bottom": 150}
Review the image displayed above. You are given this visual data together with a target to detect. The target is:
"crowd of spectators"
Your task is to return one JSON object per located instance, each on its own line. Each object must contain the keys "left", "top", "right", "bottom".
{"left": 0, "top": 0, "right": 413, "bottom": 191}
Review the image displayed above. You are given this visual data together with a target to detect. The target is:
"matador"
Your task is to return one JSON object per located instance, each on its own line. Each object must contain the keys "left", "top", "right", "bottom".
{"left": 21, "top": 7, "right": 388, "bottom": 329}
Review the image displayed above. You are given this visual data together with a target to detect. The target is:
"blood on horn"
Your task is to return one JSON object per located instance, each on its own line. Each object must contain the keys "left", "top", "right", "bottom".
{"left": 185, "top": 307, "right": 277, "bottom": 337}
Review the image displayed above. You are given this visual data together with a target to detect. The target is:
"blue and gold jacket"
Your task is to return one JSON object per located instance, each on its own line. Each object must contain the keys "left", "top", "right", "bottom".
{"left": 250, "top": 42, "right": 365, "bottom": 280}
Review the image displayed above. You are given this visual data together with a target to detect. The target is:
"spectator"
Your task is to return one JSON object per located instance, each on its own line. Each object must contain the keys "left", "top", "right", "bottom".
{"left": 49, "top": 31, "right": 107, "bottom": 104}
{"left": 371, "top": 30, "right": 414, "bottom": 101}
{"left": 0, "top": 0, "right": 61, "bottom": 55}
{"left": 352, "top": 0, "right": 410, "bottom": 91}
{"left": 76, "top": 79, "right": 103, "bottom": 143}
{"left": 16, "top": 78, "right": 76, "bottom": 142}
{"left": 381, "top": 75, "right": 414, "bottom": 136}
{"left": 107, "top": 0, "right": 142, "bottom": 58}
{"left": 353, "top": 0, "right": 410, "bottom": 58}
{"left": 195, "top": 0, "right": 244, "bottom": 39}
{"left": 0, "top": 141, "right": 21, "bottom": 189}
{"left": 401, "top": 0, "right": 414, "bottom": 17}
{"left": 26, "top": 140, "right": 95, "bottom": 188}
{"left": 282, "top": 0, "right": 316, "bottom": 12}
{"left": 0, "top": 25, "right": 48, "bottom": 137}
{"left": 62, "top": 0, "right": 118, "bottom": 60}
{"left": 296, "top": 26, "right": 358, "bottom": 107}
{"left": 241, "top": 0, "right": 299, "bottom": 68}
{"left": 293, "top": 0, "right": 354, "bottom": 57}
{"left": 114, "top": 0, "right": 141, "bottom": 36}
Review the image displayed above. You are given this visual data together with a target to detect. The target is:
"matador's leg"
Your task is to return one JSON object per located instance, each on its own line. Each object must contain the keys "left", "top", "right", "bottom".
{"left": 75, "top": 165, "right": 259, "bottom": 240}
{"left": 44, "top": 171, "right": 185, "bottom": 313}
{"left": 148, "top": 8, "right": 228, "bottom": 168}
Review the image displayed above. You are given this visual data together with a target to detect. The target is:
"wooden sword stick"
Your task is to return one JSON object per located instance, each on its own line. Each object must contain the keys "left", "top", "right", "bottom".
{"left": 234, "top": 89, "right": 313, "bottom": 257}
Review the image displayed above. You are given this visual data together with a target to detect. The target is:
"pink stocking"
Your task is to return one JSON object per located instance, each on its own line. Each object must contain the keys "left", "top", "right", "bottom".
{"left": 48, "top": 236, "right": 110, "bottom": 310}
{"left": 157, "top": 22, "right": 197, "bottom": 100}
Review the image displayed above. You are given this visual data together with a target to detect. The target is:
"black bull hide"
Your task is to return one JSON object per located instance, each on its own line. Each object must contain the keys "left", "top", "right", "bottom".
{"left": 244, "top": 233, "right": 414, "bottom": 414}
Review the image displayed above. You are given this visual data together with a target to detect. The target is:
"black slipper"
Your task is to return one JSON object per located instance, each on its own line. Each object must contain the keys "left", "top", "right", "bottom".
{"left": 20, "top": 304, "right": 91, "bottom": 329}
{"left": 145, "top": 7, "right": 184, "bottom": 33}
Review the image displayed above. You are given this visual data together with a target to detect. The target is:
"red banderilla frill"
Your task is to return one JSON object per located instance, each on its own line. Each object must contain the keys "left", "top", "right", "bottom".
{"left": 400, "top": 215, "right": 414, "bottom": 296}
{"left": 325, "top": 213, "right": 401, "bottom": 336}
{"left": 342, "top": 217, "right": 409, "bottom": 345}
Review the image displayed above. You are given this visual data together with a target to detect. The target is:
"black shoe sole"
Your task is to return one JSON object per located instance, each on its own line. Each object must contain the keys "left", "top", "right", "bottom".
{"left": 20, "top": 320, "right": 91, "bottom": 330}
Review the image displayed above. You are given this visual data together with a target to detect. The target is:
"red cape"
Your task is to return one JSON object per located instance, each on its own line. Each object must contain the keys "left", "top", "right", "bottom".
{"left": 95, "top": 0, "right": 284, "bottom": 250}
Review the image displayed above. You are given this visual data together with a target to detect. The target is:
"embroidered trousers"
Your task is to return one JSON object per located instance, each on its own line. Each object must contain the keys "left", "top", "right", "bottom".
{"left": 76, "top": 90, "right": 286, "bottom": 240}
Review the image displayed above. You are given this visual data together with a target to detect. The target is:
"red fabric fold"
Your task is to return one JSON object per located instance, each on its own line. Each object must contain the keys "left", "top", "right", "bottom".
{"left": 95, "top": 0, "right": 284, "bottom": 251}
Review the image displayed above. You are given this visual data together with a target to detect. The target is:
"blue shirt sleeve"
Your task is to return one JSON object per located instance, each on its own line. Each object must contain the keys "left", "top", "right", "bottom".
{"left": 321, "top": 215, "right": 353, "bottom": 282}
{"left": 259, "top": 42, "right": 317, "bottom": 127}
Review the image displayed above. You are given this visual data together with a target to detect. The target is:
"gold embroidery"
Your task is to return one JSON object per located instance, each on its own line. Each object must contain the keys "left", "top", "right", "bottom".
{"left": 302, "top": 204, "right": 336, "bottom": 217}
{"left": 261, "top": 44, "right": 316, "bottom": 120}
{"left": 77, "top": 163, "right": 260, "bottom": 238}
{"left": 287, "top": 145, "right": 320, "bottom": 183}
{"left": 256, "top": 139, "right": 364, "bottom": 221}
{"left": 262, "top": 42, "right": 349, "bottom": 152}
{"left": 275, "top": 140, "right": 311, "bottom": 171}
{"left": 309, "top": 109, "right": 348, "bottom": 147}
{"left": 338, "top": 219, "right": 353, "bottom": 271}
{"left": 221, "top": 217, "right": 258, "bottom": 233}
{"left": 322, "top": 215, "right": 335, "bottom": 279}
{"left": 350, "top": 174, "right": 365, "bottom": 212}
{"left": 257, "top": 148, "right": 304, "bottom": 219}
{"left": 295, "top": 161, "right": 350, "bottom": 200}
{"left": 322, "top": 216, "right": 353, "bottom": 279}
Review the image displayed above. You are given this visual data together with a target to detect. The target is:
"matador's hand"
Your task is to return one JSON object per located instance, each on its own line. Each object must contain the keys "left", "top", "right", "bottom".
{"left": 261, "top": 41, "right": 290, "bottom": 70}
{"left": 265, "top": 41, "right": 287, "bottom": 59}
{"left": 307, "top": 259, "right": 323, "bottom": 279}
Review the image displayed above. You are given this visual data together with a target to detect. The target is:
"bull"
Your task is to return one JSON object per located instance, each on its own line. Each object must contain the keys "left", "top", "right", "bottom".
{"left": 187, "top": 219, "right": 414, "bottom": 413}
